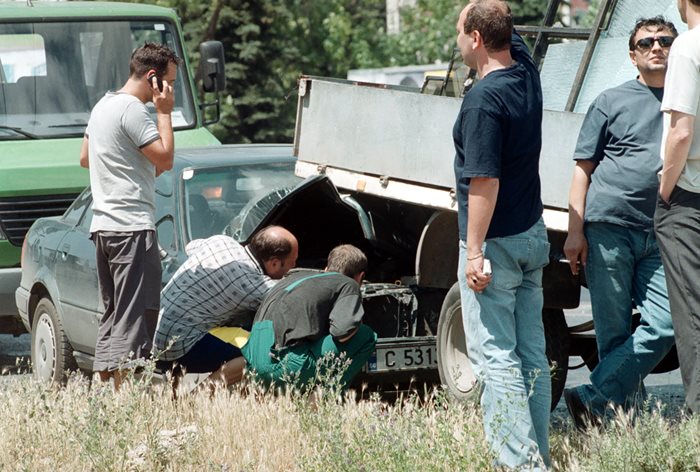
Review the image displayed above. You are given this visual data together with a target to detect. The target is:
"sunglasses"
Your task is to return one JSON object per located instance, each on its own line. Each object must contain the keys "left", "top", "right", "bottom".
{"left": 634, "top": 36, "right": 675, "bottom": 51}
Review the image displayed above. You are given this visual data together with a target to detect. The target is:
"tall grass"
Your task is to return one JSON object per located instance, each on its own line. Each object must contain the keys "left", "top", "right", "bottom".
{"left": 0, "top": 370, "right": 698, "bottom": 471}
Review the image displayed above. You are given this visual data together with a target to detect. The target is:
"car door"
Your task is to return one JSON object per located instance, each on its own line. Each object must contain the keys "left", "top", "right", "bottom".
{"left": 54, "top": 191, "right": 100, "bottom": 354}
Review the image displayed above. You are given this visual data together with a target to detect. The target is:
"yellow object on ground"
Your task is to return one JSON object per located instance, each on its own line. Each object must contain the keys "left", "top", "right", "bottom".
{"left": 209, "top": 327, "right": 250, "bottom": 348}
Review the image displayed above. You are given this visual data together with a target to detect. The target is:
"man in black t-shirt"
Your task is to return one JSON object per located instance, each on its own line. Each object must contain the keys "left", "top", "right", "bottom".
{"left": 453, "top": 1, "right": 549, "bottom": 470}
{"left": 242, "top": 245, "right": 377, "bottom": 389}
{"left": 563, "top": 17, "right": 677, "bottom": 428}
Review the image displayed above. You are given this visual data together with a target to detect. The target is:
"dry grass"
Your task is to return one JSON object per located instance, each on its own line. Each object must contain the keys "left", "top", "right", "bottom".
{"left": 1, "top": 370, "right": 700, "bottom": 471}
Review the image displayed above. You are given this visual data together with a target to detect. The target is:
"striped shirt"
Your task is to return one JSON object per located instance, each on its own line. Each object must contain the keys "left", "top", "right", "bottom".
{"left": 154, "top": 235, "right": 276, "bottom": 360}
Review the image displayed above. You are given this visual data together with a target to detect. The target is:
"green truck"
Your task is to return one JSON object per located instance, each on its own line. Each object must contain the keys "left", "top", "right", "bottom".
{"left": 0, "top": 1, "right": 224, "bottom": 334}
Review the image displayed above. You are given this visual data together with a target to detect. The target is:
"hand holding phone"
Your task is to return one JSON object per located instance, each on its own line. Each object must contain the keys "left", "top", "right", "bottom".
{"left": 482, "top": 258, "right": 492, "bottom": 276}
{"left": 147, "top": 71, "right": 163, "bottom": 93}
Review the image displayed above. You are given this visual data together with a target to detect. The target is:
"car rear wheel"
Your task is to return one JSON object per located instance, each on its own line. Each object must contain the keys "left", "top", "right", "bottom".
{"left": 437, "top": 284, "right": 569, "bottom": 411}
{"left": 31, "top": 298, "right": 78, "bottom": 384}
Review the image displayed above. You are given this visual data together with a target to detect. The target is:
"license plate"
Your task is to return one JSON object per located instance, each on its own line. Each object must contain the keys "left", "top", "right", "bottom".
{"left": 367, "top": 343, "right": 438, "bottom": 372}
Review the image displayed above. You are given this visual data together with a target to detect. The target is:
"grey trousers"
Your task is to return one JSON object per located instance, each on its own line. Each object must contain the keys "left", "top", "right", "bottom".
{"left": 93, "top": 230, "right": 161, "bottom": 372}
{"left": 654, "top": 186, "right": 700, "bottom": 413}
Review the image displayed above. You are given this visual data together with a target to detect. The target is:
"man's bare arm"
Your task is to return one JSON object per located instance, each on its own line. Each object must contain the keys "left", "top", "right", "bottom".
{"left": 660, "top": 111, "right": 695, "bottom": 201}
{"left": 79, "top": 136, "right": 89, "bottom": 168}
{"left": 466, "top": 177, "right": 499, "bottom": 292}
{"left": 563, "top": 160, "right": 595, "bottom": 275}
{"left": 141, "top": 78, "right": 175, "bottom": 172}
{"left": 141, "top": 113, "right": 174, "bottom": 172}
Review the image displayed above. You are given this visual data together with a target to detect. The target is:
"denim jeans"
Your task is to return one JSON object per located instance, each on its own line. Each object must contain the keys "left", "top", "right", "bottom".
{"left": 576, "top": 222, "right": 675, "bottom": 416}
{"left": 458, "top": 218, "right": 551, "bottom": 471}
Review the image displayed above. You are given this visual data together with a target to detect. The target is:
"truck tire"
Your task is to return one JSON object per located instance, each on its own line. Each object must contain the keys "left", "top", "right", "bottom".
{"left": 437, "top": 284, "right": 479, "bottom": 402}
{"left": 437, "top": 284, "right": 569, "bottom": 411}
{"left": 31, "top": 298, "right": 78, "bottom": 384}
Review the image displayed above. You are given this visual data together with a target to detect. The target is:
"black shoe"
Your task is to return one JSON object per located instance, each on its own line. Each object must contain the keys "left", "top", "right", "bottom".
{"left": 564, "top": 387, "right": 599, "bottom": 431}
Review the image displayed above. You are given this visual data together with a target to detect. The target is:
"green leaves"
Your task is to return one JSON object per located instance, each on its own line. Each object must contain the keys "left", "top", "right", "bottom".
{"left": 130, "top": 0, "right": 549, "bottom": 144}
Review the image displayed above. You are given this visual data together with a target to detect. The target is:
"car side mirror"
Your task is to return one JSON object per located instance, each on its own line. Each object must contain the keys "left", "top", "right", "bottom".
{"left": 199, "top": 41, "right": 225, "bottom": 93}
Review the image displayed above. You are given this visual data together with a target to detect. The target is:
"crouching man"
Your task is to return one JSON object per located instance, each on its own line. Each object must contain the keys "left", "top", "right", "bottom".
{"left": 153, "top": 226, "right": 298, "bottom": 386}
{"left": 242, "top": 244, "right": 377, "bottom": 390}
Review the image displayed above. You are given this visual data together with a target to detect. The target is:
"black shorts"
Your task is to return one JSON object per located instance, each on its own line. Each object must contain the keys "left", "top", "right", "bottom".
{"left": 176, "top": 333, "right": 243, "bottom": 373}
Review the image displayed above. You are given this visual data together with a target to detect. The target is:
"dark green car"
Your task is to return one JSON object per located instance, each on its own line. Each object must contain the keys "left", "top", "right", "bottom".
{"left": 15, "top": 144, "right": 300, "bottom": 382}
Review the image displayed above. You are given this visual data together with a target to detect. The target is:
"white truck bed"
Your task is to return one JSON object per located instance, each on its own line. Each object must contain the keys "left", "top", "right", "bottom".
{"left": 293, "top": 77, "right": 583, "bottom": 231}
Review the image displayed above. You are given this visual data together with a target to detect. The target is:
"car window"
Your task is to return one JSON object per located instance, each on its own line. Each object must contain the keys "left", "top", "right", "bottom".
{"left": 78, "top": 203, "right": 93, "bottom": 231}
{"left": 63, "top": 189, "right": 91, "bottom": 226}
{"left": 182, "top": 162, "right": 301, "bottom": 242}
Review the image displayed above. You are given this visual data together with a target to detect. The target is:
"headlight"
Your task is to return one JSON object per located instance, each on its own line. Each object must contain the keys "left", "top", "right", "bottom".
{"left": 0, "top": 226, "right": 7, "bottom": 241}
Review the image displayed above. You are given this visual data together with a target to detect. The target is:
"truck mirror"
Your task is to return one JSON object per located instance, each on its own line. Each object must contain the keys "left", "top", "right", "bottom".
{"left": 199, "top": 41, "right": 225, "bottom": 93}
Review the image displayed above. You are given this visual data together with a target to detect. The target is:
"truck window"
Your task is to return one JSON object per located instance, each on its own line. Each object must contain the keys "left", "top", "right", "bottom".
{"left": 0, "top": 34, "right": 46, "bottom": 83}
{"left": 0, "top": 20, "right": 195, "bottom": 140}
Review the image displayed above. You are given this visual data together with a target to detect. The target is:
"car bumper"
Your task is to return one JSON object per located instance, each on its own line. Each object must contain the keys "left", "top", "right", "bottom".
{"left": 14, "top": 284, "right": 30, "bottom": 332}
{"left": 0, "top": 267, "right": 27, "bottom": 334}
{"left": 0, "top": 266, "right": 21, "bottom": 314}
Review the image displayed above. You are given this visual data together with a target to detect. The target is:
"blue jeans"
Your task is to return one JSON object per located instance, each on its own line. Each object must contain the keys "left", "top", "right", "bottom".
{"left": 459, "top": 218, "right": 551, "bottom": 471}
{"left": 576, "top": 222, "right": 675, "bottom": 415}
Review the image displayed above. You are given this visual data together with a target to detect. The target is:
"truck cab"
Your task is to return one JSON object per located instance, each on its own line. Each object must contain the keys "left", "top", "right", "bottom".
{"left": 0, "top": 2, "right": 223, "bottom": 333}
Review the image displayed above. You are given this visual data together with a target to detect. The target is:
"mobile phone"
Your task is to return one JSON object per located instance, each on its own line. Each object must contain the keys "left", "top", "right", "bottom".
{"left": 147, "top": 72, "right": 163, "bottom": 92}
{"left": 482, "top": 258, "right": 492, "bottom": 276}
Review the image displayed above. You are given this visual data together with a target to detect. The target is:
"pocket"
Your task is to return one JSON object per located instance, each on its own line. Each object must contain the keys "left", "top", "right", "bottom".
{"left": 531, "top": 238, "right": 551, "bottom": 270}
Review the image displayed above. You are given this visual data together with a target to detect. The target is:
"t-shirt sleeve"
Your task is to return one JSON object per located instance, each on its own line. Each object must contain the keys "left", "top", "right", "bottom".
{"left": 573, "top": 97, "right": 608, "bottom": 163}
{"left": 459, "top": 106, "right": 503, "bottom": 178}
{"left": 511, "top": 31, "right": 536, "bottom": 70}
{"left": 328, "top": 285, "right": 364, "bottom": 339}
{"left": 121, "top": 101, "right": 160, "bottom": 148}
{"left": 662, "top": 51, "right": 700, "bottom": 116}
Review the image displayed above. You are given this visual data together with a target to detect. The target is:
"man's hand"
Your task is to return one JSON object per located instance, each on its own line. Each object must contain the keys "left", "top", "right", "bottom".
{"left": 151, "top": 76, "right": 175, "bottom": 115}
{"left": 563, "top": 229, "right": 587, "bottom": 276}
{"left": 466, "top": 254, "right": 492, "bottom": 293}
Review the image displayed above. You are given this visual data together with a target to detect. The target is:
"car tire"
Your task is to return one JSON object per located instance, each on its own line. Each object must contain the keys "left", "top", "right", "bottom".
{"left": 437, "top": 284, "right": 569, "bottom": 411}
{"left": 31, "top": 298, "right": 78, "bottom": 384}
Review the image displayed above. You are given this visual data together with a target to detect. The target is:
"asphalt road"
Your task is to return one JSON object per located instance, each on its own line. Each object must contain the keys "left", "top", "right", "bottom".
{"left": 0, "top": 332, "right": 31, "bottom": 376}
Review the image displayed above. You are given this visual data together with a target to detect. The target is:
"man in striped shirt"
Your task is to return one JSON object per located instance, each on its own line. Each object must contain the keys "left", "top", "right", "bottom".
{"left": 154, "top": 225, "right": 298, "bottom": 386}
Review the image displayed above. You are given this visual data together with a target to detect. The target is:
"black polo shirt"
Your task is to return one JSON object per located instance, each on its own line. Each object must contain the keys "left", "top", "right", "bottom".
{"left": 453, "top": 32, "right": 544, "bottom": 240}
{"left": 253, "top": 269, "right": 364, "bottom": 350}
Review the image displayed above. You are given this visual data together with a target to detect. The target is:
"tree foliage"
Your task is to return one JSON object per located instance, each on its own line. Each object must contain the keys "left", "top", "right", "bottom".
{"left": 126, "top": 0, "right": 550, "bottom": 144}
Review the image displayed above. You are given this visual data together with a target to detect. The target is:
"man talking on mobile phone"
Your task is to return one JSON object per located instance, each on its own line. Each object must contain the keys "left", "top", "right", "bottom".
{"left": 79, "top": 42, "right": 181, "bottom": 389}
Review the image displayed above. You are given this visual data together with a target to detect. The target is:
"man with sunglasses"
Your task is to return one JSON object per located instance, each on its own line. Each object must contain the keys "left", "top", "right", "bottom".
{"left": 564, "top": 16, "right": 678, "bottom": 428}
{"left": 656, "top": 0, "right": 700, "bottom": 414}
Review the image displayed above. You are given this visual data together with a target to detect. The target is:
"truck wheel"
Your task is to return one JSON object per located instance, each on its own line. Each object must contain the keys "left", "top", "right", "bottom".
{"left": 437, "top": 284, "right": 479, "bottom": 402}
{"left": 437, "top": 284, "right": 570, "bottom": 411}
{"left": 31, "top": 298, "right": 77, "bottom": 384}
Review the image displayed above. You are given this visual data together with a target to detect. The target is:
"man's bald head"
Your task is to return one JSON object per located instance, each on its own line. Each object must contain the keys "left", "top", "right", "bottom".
{"left": 249, "top": 225, "right": 299, "bottom": 279}
{"left": 462, "top": 0, "right": 512, "bottom": 52}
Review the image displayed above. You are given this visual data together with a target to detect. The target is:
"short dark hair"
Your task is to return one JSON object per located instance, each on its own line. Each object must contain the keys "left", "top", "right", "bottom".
{"left": 129, "top": 42, "right": 182, "bottom": 78}
{"left": 326, "top": 245, "right": 367, "bottom": 278}
{"left": 629, "top": 16, "right": 678, "bottom": 51}
{"left": 249, "top": 226, "right": 293, "bottom": 262}
{"left": 464, "top": 0, "right": 513, "bottom": 52}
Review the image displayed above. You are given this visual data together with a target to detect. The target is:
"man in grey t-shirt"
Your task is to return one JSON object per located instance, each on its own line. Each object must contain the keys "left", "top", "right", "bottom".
{"left": 563, "top": 17, "right": 678, "bottom": 427}
{"left": 79, "top": 42, "right": 182, "bottom": 388}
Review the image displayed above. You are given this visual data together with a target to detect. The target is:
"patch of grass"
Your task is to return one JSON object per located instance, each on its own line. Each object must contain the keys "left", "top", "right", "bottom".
{"left": 1, "top": 368, "right": 700, "bottom": 471}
